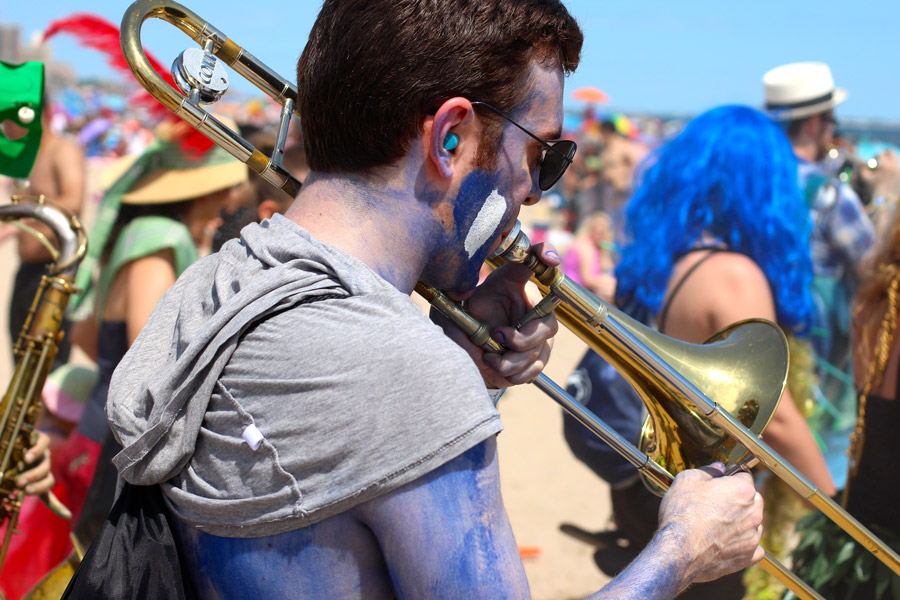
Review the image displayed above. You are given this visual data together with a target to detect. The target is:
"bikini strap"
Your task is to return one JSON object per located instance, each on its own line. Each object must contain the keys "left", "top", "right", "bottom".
{"left": 658, "top": 248, "right": 727, "bottom": 334}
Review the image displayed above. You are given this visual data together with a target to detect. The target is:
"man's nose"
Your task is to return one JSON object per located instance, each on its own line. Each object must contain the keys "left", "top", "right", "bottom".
{"left": 523, "top": 171, "right": 543, "bottom": 206}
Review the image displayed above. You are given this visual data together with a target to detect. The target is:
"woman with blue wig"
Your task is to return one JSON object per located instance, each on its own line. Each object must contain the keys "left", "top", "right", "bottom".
{"left": 612, "top": 105, "right": 836, "bottom": 598}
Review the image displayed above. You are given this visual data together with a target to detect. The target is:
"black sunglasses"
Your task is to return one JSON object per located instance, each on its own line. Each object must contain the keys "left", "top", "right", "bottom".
{"left": 471, "top": 101, "right": 577, "bottom": 191}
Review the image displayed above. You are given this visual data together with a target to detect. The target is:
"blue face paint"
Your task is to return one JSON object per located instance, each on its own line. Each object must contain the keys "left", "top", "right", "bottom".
{"left": 370, "top": 174, "right": 446, "bottom": 289}
{"left": 445, "top": 169, "right": 511, "bottom": 290}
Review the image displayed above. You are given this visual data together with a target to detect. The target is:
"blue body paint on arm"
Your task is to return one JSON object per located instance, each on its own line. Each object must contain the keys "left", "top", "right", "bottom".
{"left": 586, "top": 524, "right": 691, "bottom": 600}
{"left": 357, "top": 437, "right": 529, "bottom": 599}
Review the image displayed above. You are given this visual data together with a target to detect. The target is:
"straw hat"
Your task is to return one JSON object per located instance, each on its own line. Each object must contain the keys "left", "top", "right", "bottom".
{"left": 763, "top": 62, "right": 848, "bottom": 121}
{"left": 100, "top": 118, "right": 247, "bottom": 204}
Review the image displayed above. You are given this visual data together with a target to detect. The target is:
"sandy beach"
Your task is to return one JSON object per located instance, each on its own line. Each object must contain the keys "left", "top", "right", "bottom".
{"left": 0, "top": 167, "right": 614, "bottom": 599}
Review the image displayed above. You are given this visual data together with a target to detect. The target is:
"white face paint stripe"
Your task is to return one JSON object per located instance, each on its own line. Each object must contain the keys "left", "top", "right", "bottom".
{"left": 464, "top": 189, "right": 507, "bottom": 258}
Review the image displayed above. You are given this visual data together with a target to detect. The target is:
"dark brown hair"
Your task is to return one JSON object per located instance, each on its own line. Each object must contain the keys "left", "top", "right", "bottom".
{"left": 297, "top": 0, "right": 582, "bottom": 173}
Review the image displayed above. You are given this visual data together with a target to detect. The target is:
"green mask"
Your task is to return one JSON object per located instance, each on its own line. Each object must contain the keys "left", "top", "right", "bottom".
{"left": 0, "top": 61, "right": 44, "bottom": 179}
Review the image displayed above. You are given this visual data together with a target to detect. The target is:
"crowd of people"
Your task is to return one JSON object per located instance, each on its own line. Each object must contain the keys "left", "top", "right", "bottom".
{"left": 1, "top": 1, "right": 900, "bottom": 599}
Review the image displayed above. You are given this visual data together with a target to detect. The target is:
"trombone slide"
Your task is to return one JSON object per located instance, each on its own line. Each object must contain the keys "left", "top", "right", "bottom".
{"left": 416, "top": 282, "right": 823, "bottom": 600}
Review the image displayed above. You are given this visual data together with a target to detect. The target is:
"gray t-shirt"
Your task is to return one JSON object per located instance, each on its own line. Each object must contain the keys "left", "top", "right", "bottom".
{"left": 107, "top": 214, "right": 501, "bottom": 537}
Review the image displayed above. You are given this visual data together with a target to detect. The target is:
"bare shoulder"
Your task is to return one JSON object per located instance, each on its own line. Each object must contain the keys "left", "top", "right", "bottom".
{"left": 666, "top": 251, "right": 775, "bottom": 340}
{"left": 51, "top": 134, "right": 85, "bottom": 165}
{"left": 670, "top": 250, "right": 764, "bottom": 291}
{"left": 696, "top": 252, "right": 775, "bottom": 325}
{"left": 686, "top": 252, "right": 771, "bottom": 304}
{"left": 699, "top": 252, "right": 767, "bottom": 287}
{"left": 126, "top": 248, "right": 177, "bottom": 279}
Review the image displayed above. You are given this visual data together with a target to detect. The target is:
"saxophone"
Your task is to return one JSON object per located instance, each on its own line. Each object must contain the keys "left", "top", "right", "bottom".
{"left": 0, "top": 195, "right": 86, "bottom": 582}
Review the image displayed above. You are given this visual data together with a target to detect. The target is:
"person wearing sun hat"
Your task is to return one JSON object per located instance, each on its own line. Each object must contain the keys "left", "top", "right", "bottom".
{"left": 764, "top": 63, "right": 868, "bottom": 487}
{"left": 58, "top": 125, "right": 247, "bottom": 549}
{"left": 763, "top": 63, "right": 900, "bottom": 495}
{"left": 764, "top": 62, "right": 900, "bottom": 599}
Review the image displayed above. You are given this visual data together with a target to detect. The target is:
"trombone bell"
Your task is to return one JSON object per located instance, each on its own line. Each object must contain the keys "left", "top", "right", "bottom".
{"left": 635, "top": 318, "right": 786, "bottom": 495}
{"left": 488, "top": 222, "right": 788, "bottom": 494}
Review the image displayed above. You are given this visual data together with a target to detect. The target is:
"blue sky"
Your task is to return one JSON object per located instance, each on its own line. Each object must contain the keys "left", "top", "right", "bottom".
{"left": 3, "top": 1, "right": 900, "bottom": 121}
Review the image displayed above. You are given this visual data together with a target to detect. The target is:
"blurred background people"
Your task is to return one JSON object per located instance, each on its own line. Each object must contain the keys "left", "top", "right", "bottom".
{"left": 566, "top": 105, "right": 835, "bottom": 599}
{"left": 566, "top": 119, "right": 646, "bottom": 241}
{"left": 560, "top": 210, "right": 617, "bottom": 302}
{"left": 790, "top": 196, "right": 900, "bottom": 599}
{"left": 54, "top": 127, "right": 247, "bottom": 567}
{"left": 765, "top": 62, "right": 900, "bottom": 490}
{"left": 1, "top": 95, "right": 85, "bottom": 370}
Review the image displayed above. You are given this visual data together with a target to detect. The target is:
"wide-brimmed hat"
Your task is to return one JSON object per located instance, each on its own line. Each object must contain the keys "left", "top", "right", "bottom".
{"left": 100, "top": 128, "right": 247, "bottom": 204}
{"left": 763, "top": 62, "right": 848, "bottom": 121}
{"left": 70, "top": 120, "right": 247, "bottom": 316}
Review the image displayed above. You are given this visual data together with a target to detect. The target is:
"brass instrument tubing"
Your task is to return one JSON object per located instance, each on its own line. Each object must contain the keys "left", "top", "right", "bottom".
{"left": 597, "top": 308, "right": 900, "bottom": 575}
{"left": 271, "top": 98, "right": 294, "bottom": 170}
{"left": 0, "top": 362, "right": 27, "bottom": 473}
{"left": 0, "top": 508, "right": 16, "bottom": 577}
{"left": 0, "top": 199, "right": 85, "bottom": 579}
{"left": 120, "top": 0, "right": 301, "bottom": 197}
{"left": 514, "top": 254, "right": 900, "bottom": 578}
{"left": 417, "top": 282, "right": 821, "bottom": 600}
{"left": 230, "top": 47, "right": 297, "bottom": 104}
{"left": 6, "top": 222, "right": 57, "bottom": 262}
{"left": 2, "top": 202, "right": 81, "bottom": 277}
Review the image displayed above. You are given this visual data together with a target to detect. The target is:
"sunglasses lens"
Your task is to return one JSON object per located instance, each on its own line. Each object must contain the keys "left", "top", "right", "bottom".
{"left": 539, "top": 140, "right": 577, "bottom": 190}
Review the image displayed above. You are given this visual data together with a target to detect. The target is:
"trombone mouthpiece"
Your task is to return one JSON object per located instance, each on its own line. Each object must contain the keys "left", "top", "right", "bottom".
{"left": 489, "top": 221, "right": 531, "bottom": 265}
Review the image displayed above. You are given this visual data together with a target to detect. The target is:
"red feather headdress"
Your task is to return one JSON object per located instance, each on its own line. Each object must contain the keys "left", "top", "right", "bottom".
{"left": 43, "top": 13, "right": 214, "bottom": 156}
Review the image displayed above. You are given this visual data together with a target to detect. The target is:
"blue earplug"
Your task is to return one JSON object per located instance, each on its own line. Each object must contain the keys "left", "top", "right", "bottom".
{"left": 443, "top": 132, "right": 459, "bottom": 151}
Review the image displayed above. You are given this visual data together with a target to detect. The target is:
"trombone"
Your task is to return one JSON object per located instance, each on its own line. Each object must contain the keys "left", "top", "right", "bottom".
{"left": 118, "top": 1, "right": 900, "bottom": 597}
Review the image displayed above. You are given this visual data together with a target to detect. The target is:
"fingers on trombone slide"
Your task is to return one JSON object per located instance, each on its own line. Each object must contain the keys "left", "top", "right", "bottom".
{"left": 515, "top": 294, "right": 561, "bottom": 329}
{"left": 724, "top": 458, "right": 759, "bottom": 477}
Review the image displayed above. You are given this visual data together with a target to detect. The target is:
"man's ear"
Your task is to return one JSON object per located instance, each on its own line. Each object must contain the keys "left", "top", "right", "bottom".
{"left": 427, "top": 97, "right": 475, "bottom": 180}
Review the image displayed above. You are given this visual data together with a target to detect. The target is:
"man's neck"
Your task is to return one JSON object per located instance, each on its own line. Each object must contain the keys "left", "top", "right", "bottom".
{"left": 285, "top": 169, "right": 441, "bottom": 295}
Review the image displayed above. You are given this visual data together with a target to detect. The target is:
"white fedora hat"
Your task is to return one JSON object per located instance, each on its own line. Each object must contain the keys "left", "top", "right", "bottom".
{"left": 763, "top": 62, "right": 848, "bottom": 121}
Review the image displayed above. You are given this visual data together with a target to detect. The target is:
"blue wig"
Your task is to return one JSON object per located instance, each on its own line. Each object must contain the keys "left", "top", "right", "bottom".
{"left": 615, "top": 105, "right": 814, "bottom": 334}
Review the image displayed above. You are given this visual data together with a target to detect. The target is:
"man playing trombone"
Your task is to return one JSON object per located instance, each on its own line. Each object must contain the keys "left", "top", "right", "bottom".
{"left": 102, "top": 0, "right": 764, "bottom": 597}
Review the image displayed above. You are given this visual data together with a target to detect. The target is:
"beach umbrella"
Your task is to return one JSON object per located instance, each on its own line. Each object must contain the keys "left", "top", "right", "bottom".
{"left": 571, "top": 86, "right": 609, "bottom": 104}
